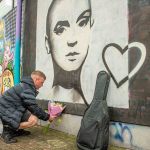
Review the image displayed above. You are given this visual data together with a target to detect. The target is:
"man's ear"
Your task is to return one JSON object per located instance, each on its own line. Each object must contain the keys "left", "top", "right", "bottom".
{"left": 45, "top": 34, "right": 51, "bottom": 54}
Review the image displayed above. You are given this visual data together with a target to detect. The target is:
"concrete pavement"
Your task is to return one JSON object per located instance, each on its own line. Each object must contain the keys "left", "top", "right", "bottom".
{"left": 0, "top": 123, "right": 130, "bottom": 150}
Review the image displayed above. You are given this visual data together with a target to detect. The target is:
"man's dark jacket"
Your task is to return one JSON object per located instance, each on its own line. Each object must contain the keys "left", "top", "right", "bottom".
{"left": 0, "top": 76, "right": 49, "bottom": 129}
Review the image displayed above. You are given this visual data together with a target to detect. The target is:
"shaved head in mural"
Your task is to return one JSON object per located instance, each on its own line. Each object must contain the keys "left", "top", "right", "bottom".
{"left": 45, "top": 0, "right": 93, "bottom": 104}
{"left": 46, "top": 0, "right": 92, "bottom": 71}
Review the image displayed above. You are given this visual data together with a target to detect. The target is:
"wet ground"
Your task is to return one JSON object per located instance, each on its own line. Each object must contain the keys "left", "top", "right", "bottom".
{"left": 0, "top": 126, "right": 129, "bottom": 150}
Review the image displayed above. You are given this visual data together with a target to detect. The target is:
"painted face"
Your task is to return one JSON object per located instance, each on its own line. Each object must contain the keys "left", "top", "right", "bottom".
{"left": 48, "top": 0, "right": 91, "bottom": 71}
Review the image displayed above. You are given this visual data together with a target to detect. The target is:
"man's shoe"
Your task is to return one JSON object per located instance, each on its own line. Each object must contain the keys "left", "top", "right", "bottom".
{"left": 1, "top": 126, "right": 17, "bottom": 144}
{"left": 13, "top": 129, "right": 31, "bottom": 137}
{"left": 1, "top": 134, "right": 17, "bottom": 144}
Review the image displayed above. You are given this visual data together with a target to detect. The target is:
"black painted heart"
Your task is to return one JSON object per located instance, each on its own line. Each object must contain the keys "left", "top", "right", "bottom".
{"left": 102, "top": 42, "right": 146, "bottom": 88}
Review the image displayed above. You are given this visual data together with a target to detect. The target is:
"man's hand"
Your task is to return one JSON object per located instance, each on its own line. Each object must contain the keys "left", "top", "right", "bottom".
{"left": 49, "top": 115, "right": 57, "bottom": 122}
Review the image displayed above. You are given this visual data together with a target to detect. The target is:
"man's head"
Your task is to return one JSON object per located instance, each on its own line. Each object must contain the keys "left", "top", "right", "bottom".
{"left": 45, "top": 0, "right": 93, "bottom": 71}
{"left": 31, "top": 70, "right": 46, "bottom": 89}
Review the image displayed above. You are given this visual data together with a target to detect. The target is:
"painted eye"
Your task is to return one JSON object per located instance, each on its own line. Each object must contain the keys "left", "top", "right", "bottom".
{"left": 54, "top": 27, "right": 66, "bottom": 35}
{"left": 76, "top": 9, "right": 91, "bottom": 27}
{"left": 78, "top": 18, "right": 89, "bottom": 27}
{"left": 54, "top": 21, "right": 70, "bottom": 35}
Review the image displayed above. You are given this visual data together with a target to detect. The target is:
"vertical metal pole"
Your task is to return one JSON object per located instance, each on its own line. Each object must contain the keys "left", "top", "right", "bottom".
{"left": 14, "top": 0, "right": 22, "bottom": 85}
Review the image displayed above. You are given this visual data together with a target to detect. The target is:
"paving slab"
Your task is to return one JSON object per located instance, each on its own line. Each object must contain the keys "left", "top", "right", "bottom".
{"left": 0, "top": 125, "right": 129, "bottom": 150}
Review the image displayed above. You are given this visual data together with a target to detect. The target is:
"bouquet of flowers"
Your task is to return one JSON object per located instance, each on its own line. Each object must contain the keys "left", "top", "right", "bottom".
{"left": 43, "top": 101, "right": 66, "bottom": 134}
{"left": 48, "top": 101, "right": 66, "bottom": 117}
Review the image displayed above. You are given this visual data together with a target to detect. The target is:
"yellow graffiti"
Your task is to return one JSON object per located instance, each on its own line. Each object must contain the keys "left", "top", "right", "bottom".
{"left": 0, "top": 20, "right": 4, "bottom": 39}
{"left": 0, "top": 20, "right": 4, "bottom": 31}
{"left": 0, "top": 34, "right": 4, "bottom": 39}
{"left": 0, "top": 69, "right": 14, "bottom": 94}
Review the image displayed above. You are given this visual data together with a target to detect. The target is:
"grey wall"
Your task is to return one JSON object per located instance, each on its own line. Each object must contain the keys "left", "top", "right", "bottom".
{"left": 22, "top": 0, "right": 37, "bottom": 76}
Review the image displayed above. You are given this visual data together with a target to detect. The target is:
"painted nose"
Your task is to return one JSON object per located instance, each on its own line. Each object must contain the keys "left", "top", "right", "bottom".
{"left": 67, "top": 41, "right": 77, "bottom": 47}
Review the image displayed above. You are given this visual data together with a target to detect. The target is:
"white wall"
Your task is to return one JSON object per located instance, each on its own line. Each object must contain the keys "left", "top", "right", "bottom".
{"left": 36, "top": 1, "right": 149, "bottom": 150}
{"left": 36, "top": 0, "right": 130, "bottom": 108}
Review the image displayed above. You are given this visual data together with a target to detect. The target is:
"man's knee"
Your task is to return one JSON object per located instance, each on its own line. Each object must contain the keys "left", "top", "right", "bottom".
{"left": 28, "top": 115, "right": 38, "bottom": 126}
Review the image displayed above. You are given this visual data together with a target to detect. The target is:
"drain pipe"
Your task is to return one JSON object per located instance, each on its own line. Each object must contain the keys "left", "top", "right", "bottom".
{"left": 14, "top": 0, "right": 22, "bottom": 85}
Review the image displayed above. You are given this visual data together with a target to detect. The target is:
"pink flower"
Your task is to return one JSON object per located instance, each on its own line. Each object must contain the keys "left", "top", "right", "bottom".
{"left": 48, "top": 102, "right": 66, "bottom": 117}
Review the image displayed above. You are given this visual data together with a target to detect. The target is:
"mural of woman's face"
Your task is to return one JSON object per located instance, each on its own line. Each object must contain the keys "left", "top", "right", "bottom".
{"left": 48, "top": 0, "right": 91, "bottom": 71}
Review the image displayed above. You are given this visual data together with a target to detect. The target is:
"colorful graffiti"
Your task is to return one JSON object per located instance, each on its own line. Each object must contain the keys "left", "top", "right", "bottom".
{"left": 2, "top": 45, "right": 14, "bottom": 71}
{"left": 1, "top": 69, "right": 14, "bottom": 93}
{"left": 0, "top": 15, "right": 14, "bottom": 93}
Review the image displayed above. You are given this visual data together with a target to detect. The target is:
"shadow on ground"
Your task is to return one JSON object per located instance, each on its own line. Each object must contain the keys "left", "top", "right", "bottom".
{"left": 0, "top": 126, "right": 128, "bottom": 150}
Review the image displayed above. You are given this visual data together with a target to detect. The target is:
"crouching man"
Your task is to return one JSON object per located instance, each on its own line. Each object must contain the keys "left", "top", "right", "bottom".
{"left": 0, "top": 70, "right": 56, "bottom": 144}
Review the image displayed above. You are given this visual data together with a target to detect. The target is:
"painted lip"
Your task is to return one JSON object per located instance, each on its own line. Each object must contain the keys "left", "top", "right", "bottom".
{"left": 68, "top": 59, "right": 76, "bottom": 62}
{"left": 65, "top": 52, "right": 80, "bottom": 57}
